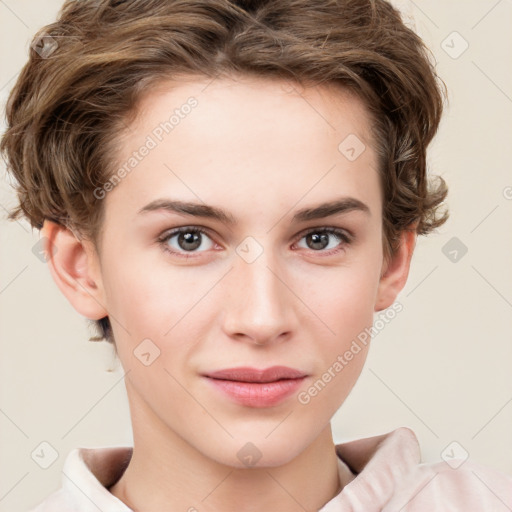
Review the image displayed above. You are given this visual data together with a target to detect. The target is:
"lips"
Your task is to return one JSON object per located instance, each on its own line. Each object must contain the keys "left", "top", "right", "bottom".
{"left": 202, "top": 366, "right": 308, "bottom": 407}
{"left": 204, "top": 366, "right": 307, "bottom": 383}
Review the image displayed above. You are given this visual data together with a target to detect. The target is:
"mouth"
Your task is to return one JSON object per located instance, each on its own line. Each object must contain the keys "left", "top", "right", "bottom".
{"left": 202, "top": 366, "right": 308, "bottom": 407}
{"left": 203, "top": 365, "right": 308, "bottom": 383}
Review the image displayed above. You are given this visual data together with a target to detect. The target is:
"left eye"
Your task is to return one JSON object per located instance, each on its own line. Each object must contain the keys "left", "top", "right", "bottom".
{"left": 160, "top": 227, "right": 214, "bottom": 254}
{"left": 296, "top": 228, "right": 350, "bottom": 252}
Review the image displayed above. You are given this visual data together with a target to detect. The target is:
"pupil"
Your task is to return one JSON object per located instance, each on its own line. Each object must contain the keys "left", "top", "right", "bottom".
{"left": 179, "top": 232, "right": 201, "bottom": 251}
{"left": 309, "top": 233, "right": 328, "bottom": 250}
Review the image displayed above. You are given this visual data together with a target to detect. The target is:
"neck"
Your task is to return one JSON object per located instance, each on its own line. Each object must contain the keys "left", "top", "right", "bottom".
{"left": 109, "top": 384, "right": 346, "bottom": 512}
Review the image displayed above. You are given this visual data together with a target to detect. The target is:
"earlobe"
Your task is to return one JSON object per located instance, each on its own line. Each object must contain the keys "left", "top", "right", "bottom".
{"left": 41, "top": 220, "right": 108, "bottom": 320}
{"left": 374, "top": 229, "right": 417, "bottom": 312}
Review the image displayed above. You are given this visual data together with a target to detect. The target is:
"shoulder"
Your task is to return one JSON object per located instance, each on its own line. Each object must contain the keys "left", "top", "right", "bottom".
{"left": 26, "top": 488, "right": 72, "bottom": 512}
{"left": 25, "top": 445, "right": 133, "bottom": 512}
{"left": 385, "top": 456, "right": 512, "bottom": 511}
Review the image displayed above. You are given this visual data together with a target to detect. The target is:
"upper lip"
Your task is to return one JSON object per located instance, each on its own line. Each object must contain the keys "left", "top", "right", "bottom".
{"left": 203, "top": 366, "right": 307, "bottom": 383}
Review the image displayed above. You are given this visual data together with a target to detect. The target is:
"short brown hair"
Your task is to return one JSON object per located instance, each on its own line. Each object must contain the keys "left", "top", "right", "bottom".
{"left": 1, "top": 0, "right": 448, "bottom": 347}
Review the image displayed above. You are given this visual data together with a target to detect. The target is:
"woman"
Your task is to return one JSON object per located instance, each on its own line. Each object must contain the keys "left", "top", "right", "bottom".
{"left": 2, "top": 0, "right": 510, "bottom": 510}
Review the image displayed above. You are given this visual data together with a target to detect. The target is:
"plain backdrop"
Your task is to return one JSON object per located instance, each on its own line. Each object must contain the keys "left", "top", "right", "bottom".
{"left": 1, "top": 1, "right": 511, "bottom": 511}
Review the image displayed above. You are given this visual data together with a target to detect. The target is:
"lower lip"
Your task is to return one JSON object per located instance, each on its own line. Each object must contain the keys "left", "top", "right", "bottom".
{"left": 204, "top": 377, "right": 306, "bottom": 407}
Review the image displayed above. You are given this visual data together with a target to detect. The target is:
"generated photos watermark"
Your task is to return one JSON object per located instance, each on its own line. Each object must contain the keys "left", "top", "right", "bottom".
{"left": 93, "top": 96, "right": 198, "bottom": 200}
{"left": 298, "top": 301, "right": 403, "bottom": 405}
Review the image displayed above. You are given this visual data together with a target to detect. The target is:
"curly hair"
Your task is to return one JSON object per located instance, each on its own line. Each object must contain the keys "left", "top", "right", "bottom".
{"left": 1, "top": 0, "right": 448, "bottom": 347}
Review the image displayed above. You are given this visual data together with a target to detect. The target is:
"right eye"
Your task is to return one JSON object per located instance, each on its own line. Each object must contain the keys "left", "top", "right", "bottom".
{"left": 158, "top": 226, "right": 216, "bottom": 258}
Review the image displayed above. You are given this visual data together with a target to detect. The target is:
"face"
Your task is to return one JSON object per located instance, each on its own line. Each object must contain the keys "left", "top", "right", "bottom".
{"left": 56, "top": 76, "right": 408, "bottom": 468}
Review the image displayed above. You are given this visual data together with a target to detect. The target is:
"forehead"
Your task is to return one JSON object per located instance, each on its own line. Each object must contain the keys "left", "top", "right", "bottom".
{"left": 105, "top": 75, "right": 380, "bottom": 227}
{"left": 132, "top": 74, "right": 375, "bottom": 145}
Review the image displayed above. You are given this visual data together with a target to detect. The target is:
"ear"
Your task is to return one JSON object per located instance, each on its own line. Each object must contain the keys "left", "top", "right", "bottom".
{"left": 41, "top": 220, "right": 108, "bottom": 320}
{"left": 374, "top": 228, "right": 417, "bottom": 312}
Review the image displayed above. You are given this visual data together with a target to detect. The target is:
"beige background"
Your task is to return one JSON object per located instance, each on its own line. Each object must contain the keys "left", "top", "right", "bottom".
{"left": 1, "top": 1, "right": 511, "bottom": 511}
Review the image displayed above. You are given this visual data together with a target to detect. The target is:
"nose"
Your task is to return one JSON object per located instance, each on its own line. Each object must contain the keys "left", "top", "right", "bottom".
{"left": 221, "top": 245, "right": 297, "bottom": 346}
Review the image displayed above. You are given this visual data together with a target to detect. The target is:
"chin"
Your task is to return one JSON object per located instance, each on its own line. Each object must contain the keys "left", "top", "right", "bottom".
{"left": 207, "top": 433, "right": 309, "bottom": 469}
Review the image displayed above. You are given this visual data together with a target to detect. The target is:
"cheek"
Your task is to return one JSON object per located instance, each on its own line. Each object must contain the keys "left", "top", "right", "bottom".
{"left": 101, "top": 253, "right": 219, "bottom": 356}
{"left": 300, "top": 255, "right": 381, "bottom": 335}
{"left": 99, "top": 253, "right": 171, "bottom": 343}
{"left": 296, "top": 267, "right": 377, "bottom": 413}
{"left": 294, "top": 247, "right": 382, "bottom": 401}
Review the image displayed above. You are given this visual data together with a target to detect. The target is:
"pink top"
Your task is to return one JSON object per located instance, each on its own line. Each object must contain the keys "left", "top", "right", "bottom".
{"left": 28, "top": 427, "right": 512, "bottom": 511}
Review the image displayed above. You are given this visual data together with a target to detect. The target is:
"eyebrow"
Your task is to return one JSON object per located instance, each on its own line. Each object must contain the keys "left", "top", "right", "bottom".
{"left": 137, "top": 197, "right": 370, "bottom": 225}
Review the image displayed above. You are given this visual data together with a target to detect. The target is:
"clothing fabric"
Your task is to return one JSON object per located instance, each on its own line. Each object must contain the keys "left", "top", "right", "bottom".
{"left": 28, "top": 427, "right": 512, "bottom": 511}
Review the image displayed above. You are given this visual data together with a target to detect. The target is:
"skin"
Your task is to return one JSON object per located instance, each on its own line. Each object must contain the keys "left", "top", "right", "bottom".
{"left": 43, "top": 75, "right": 415, "bottom": 512}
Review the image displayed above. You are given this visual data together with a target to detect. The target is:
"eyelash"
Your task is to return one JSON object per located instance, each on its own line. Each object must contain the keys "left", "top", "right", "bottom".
{"left": 157, "top": 226, "right": 353, "bottom": 259}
